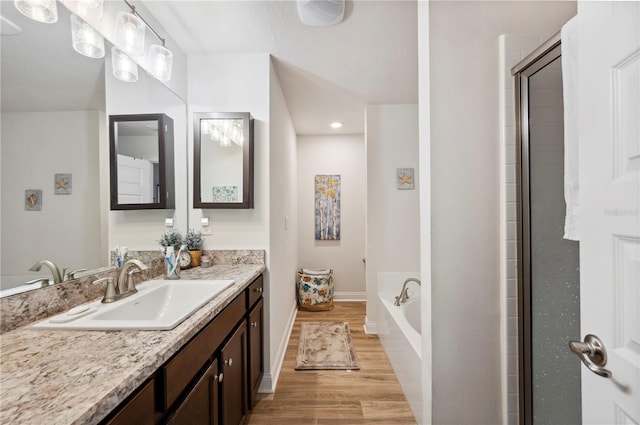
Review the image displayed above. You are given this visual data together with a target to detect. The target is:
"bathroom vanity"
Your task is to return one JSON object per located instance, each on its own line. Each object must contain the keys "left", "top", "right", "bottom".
{"left": 0, "top": 264, "right": 265, "bottom": 425}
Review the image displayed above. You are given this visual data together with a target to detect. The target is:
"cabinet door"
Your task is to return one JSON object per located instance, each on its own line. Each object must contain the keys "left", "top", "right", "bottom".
{"left": 167, "top": 359, "right": 220, "bottom": 425}
{"left": 105, "top": 379, "right": 155, "bottom": 425}
{"left": 220, "top": 322, "right": 247, "bottom": 425}
{"left": 247, "top": 298, "right": 264, "bottom": 408}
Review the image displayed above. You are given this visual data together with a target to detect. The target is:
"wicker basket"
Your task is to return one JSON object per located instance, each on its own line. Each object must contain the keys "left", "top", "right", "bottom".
{"left": 296, "top": 268, "right": 334, "bottom": 311}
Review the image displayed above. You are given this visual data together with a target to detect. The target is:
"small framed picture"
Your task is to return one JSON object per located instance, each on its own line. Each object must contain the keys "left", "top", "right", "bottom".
{"left": 396, "top": 168, "right": 415, "bottom": 190}
{"left": 25, "top": 189, "right": 42, "bottom": 211}
{"left": 54, "top": 173, "right": 72, "bottom": 195}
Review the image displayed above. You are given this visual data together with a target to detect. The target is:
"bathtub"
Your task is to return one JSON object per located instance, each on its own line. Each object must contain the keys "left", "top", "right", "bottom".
{"left": 377, "top": 272, "right": 423, "bottom": 424}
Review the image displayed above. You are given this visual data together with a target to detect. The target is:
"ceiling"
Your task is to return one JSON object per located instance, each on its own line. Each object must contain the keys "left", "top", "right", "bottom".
{"left": 141, "top": 0, "right": 419, "bottom": 135}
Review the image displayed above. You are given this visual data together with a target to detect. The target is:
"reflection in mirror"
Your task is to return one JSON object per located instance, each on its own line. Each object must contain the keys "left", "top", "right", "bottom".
{"left": 194, "top": 112, "right": 254, "bottom": 209}
{"left": 0, "top": 3, "right": 187, "bottom": 298}
{"left": 109, "top": 114, "right": 175, "bottom": 210}
{"left": 0, "top": 2, "right": 107, "bottom": 296}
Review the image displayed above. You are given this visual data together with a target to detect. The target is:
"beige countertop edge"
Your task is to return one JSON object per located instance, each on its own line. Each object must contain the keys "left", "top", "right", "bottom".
{"left": 0, "top": 264, "right": 266, "bottom": 425}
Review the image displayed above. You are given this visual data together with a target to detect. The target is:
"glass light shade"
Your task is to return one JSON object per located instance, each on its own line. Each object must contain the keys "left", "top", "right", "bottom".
{"left": 114, "top": 11, "right": 145, "bottom": 57}
{"left": 111, "top": 47, "right": 138, "bottom": 83}
{"left": 62, "top": 0, "right": 103, "bottom": 22}
{"left": 14, "top": 0, "right": 57, "bottom": 23}
{"left": 148, "top": 44, "right": 173, "bottom": 82}
{"left": 71, "top": 14, "right": 104, "bottom": 58}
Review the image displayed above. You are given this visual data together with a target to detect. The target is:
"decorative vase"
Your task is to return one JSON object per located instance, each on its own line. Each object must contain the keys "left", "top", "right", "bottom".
{"left": 189, "top": 250, "right": 202, "bottom": 267}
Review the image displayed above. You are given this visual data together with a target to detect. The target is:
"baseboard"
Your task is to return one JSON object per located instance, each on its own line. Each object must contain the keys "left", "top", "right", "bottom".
{"left": 364, "top": 315, "right": 378, "bottom": 334}
{"left": 258, "top": 301, "right": 298, "bottom": 394}
{"left": 334, "top": 291, "right": 367, "bottom": 301}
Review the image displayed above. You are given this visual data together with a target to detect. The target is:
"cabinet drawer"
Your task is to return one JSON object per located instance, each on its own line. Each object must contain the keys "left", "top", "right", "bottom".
{"left": 104, "top": 378, "right": 155, "bottom": 425}
{"left": 162, "top": 294, "right": 245, "bottom": 410}
{"left": 246, "top": 275, "right": 263, "bottom": 308}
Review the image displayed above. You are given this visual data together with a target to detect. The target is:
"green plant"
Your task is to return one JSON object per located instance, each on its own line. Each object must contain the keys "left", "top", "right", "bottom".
{"left": 159, "top": 229, "right": 182, "bottom": 251}
{"left": 183, "top": 229, "right": 204, "bottom": 251}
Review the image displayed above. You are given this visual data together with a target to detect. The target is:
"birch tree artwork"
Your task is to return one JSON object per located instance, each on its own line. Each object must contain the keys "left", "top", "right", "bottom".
{"left": 314, "top": 175, "right": 341, "bottom": 240}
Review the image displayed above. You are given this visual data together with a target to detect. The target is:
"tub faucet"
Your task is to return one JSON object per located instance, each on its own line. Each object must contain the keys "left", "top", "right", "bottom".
{"left": 394, "top": 278, "right": 422, "bottom": 306}
{"left": 29, "top": 260, "right": 64, "bottom": 284}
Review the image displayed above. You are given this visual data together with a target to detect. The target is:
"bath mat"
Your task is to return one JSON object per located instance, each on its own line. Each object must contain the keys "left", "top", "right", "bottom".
{"left": 295, "top": 322, "right": 360, "bottom": 370}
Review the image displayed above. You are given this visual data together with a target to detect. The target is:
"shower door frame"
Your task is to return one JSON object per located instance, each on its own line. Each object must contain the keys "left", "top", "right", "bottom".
{"left": 512, "top": 34, "right": 562, "bottom": 425}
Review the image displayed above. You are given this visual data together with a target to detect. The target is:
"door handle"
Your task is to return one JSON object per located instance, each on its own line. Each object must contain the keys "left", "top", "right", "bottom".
{"left": 568, "top": 334, "right": 611, "bottom": 378}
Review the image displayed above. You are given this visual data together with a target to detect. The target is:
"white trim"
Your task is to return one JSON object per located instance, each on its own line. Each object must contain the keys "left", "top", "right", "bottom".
{"left": 333, "top": 291, "right": 367, "bottom": 301}
{"left": 258, "top": 301, "right": 297, "bottom": 394}
{"left": 498, "top": 34, "right": 509, "bottom": 425}
{"left": 418, "top": 2, "right": 432, "bottom": 423}
{"left": 364, "top": 315, "right": 378, "bottom": 334}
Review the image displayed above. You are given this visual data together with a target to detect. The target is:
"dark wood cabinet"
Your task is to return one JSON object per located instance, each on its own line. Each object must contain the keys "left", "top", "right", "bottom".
{"left": 102, "top": 274, "right": 263, "bottom": 425}
{"left": 247, "top": 298, "right": 264, "bottom": 408}
{"left": 104, "top": 379, "right": 155, "bottom": 425}
{"left": 220, "top": 322, "right": 248, "bottom": 425}
{"left": 167, "top": 359, "right": 219, "bottom": 425}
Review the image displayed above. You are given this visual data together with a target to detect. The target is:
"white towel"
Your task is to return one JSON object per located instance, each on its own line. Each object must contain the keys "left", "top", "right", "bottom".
{"left": 562, "top": 17, "right": 580, "bottom": 241}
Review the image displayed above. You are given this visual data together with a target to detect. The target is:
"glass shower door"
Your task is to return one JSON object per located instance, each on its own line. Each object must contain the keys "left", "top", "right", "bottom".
{"left": 516, "top": 41, "right": 582, "bottom": 425}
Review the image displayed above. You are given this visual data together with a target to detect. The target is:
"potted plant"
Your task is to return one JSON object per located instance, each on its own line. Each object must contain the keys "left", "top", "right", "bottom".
{"left": 183, "top": 229, "right": 204, "bottom": 267}
{"left": 159, "top": 229, "right": 183, "bottom": 253}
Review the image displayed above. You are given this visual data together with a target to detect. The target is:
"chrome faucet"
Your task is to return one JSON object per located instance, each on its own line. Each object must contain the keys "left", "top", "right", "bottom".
{"left": 93, "top": 259, "right": 148, "bottom": 303}
{"left": 394, "top": 278, "right": 422, "bottom": 306}
{"left": 29, "top": 260, "right": 64, "bottom": 284}
{"left": 26, "top": 277, "right": 51, "bottom": 288}
{"left": 64, "top": 268, "right": 87, "bottom": 281}
{"left": 117, "top": 259, "right": 149, "bottom": 294}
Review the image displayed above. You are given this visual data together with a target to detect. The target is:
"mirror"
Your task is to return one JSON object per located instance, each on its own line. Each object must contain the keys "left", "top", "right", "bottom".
{"left": 0, "top": 3, "right": 187, "bottom": 298}
{"left": 109, "top": 114, "right": 175, "bottom": 210}
{"left": 193, "top": 112, "right": 254, "bottom": 209}
{"left": 1, "top": 3, "right": 106, "bottom": 296}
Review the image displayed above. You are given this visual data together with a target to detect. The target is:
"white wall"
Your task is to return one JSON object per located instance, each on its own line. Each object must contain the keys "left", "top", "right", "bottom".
{"left": 266, "top": 59, "right": 299, "bottom": 391}
{"left": 188, "top": 53, "right": 270, "bottom": 250}
{"left": 417, "top": 2, "right": 433, "bottom": 423}
{"left": 188, "top": 53, "right": 299, "bottom": 392}
{"left": 428, "top": 2, "right": 576, "bottom": 424}
{"left": 365, "top": 104, "right": 420, "bottom": 331}
{"left": 297, "top": 134, "right": 366, "bottom": 299}
{"left": 1, "top": 111, "right": 104, "bottom": 278}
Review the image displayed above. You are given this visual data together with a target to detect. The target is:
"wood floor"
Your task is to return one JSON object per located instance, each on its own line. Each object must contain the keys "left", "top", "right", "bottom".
{"left": 247, "top": 302, "right": 417, "bottom": 425}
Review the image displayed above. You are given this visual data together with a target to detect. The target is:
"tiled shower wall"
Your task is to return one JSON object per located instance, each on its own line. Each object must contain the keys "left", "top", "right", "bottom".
{"left": 499, "top": 34, "right": 546, "bottom": 425}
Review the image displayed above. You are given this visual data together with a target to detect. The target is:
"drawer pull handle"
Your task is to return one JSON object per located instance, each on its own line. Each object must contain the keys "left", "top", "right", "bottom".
{"left": 251, "top": 321, "right": 258, "bottom": 327}
{"left": 216, "top": 372, "right": 223, "bottom": 383}
{"left": 225, "top": 358, "right": 233, "bottom": 367}
{"left": 254, "top": 287, "right": 263, "bottom": 293}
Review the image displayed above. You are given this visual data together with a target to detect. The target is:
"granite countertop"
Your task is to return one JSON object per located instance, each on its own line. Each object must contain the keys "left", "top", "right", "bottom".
{"left": 0, "top": 264, "right": 265, "bottom": 425}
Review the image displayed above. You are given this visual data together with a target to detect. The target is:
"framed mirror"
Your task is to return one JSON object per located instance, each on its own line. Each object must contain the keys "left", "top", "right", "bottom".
{"left": 109, "top": 113, "right": 175, "bottom": 210}
{"left": 193, "top": 112, "right": 254, "bottom": 209}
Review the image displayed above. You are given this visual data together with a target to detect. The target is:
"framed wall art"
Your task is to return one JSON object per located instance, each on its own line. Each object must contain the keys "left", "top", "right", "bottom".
{"left": 315, "top": 175, "right": 341, "bottom": 240}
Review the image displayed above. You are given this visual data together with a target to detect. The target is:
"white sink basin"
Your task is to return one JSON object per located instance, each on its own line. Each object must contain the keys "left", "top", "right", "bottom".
{"left": 32, "top": 279, "right": 235, "bottom": 331}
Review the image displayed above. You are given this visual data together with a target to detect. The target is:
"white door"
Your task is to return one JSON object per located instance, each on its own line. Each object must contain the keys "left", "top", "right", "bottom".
{"left": 575, "top": 1, "right": 640, "bottom": 424}
{"left": 117, "top": 154, "right": 153, "bottom": 204}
